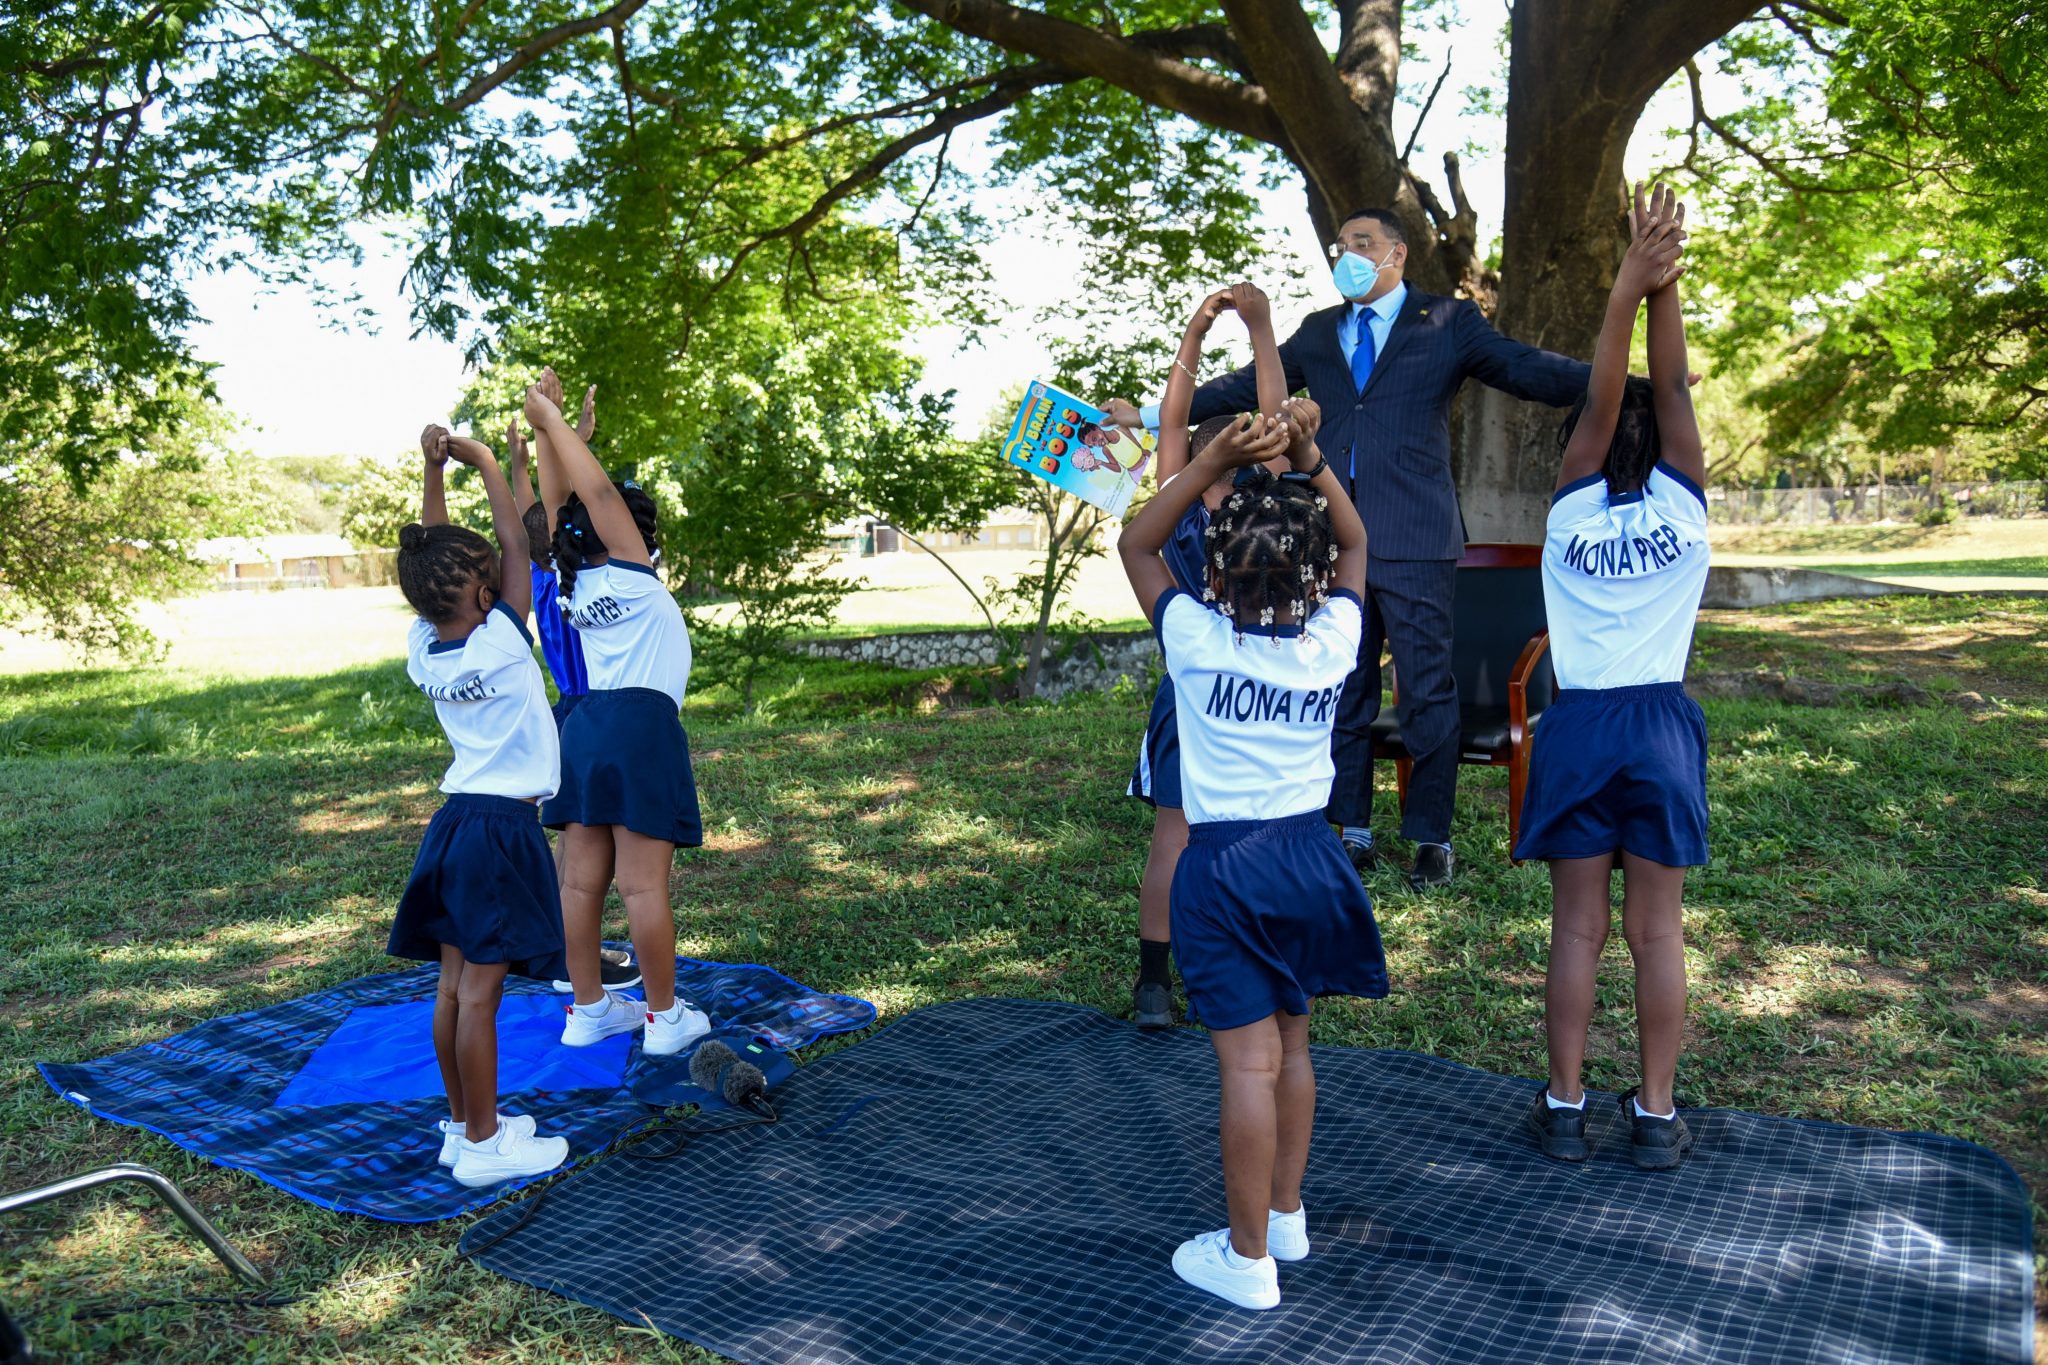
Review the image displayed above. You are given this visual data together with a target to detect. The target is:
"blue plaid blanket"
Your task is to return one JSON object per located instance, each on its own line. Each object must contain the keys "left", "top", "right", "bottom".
{"left": 38, "top": 955, "right": 873, "bottom": 1223}
{"left": 465, "top": 997, "right": 2036, "bottom": 1365}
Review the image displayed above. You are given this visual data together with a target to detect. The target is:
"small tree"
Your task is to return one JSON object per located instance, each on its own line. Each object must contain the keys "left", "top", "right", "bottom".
{"left": 339, "top": 452, "right": 491, "bottom": 549}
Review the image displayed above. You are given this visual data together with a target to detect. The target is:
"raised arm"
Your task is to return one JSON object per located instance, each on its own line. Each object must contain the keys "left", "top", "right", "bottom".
{"left": 1556, "top": 186, "right": 1685, "bottom": 490}
{"left": 1154, "top": 288, "right": 1236, "bottom": 487}
{"left": 443, "top": 434, "right": 531, "bottom": 617}
{"left": 1122, "top": 414, "right": 1290, "bottom": 621}
{"left": 1280, "top": 397, "right": 1365, "bottom": 601}
{"left": 1232, "top": 282, "right": 1287, "bottom": 422}
{"left": 419, "top": 424, "right": 450, "bottom": 527}
{"left": 524, "top": 368, "right": 648, "bottom": 568}
{"left": 506, "top": 419, "right": 535, "bottom": 517}
{"left": 532, "top": 382, "right": 593, "bottom": 538}
{"left": 1643, "top": 189, "right": 1704, "bottom": 489}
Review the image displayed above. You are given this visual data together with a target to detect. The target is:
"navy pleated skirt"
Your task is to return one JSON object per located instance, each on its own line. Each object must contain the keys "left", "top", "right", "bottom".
{"left": 542, "top": 687, "right": 703, "bottom": 847}
{"left": 389, "top": 793, "right": 568, "bottom": 980}
{"left": 1171, "top": 810, "right": 1389, "bottom": 1031}
{"left": 1125, "top": 675, "right": 1183, "bottom": 809}
{"left": 1513, "top": 682, "right": 1709, "bottom": 867}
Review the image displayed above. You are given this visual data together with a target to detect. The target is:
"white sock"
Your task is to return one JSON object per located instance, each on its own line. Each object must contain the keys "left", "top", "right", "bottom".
{"left": 1271, "top": 1203, "right": 1304, "bottom": 1220}
{"left": 649, "top": 999, "right": 688, "bottom": 1022}
{"left": 1545, "top": 1090, "right": 1586, "bottom": 1110}
{"left": 1221, "top": 1242, "right": 1260, "bottom": 1269}
{"left": 1340, "top": 826, "right": 1373, "bottom": 848}
{"left": 1633, "top": 1096, "right": 1676, "bottom": 1121}
{"left": 574, "top": 994, "right": 611, "bottom": 1016}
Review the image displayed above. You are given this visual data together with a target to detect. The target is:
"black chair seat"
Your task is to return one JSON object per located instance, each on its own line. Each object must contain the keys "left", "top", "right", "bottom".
{"left": 1371, "top": 706, "right": 1541, "bottom": 760}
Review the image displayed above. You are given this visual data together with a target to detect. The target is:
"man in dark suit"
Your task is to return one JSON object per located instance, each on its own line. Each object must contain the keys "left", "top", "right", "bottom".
{"left": 1107, "top": 209, "right": 1589, "bottom": 888}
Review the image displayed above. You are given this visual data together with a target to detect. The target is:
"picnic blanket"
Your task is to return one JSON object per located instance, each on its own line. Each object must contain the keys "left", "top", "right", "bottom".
{"left": 462, "top": 996, "right": 2035, "bottom": 1364}
{"left": 38, "top": 953, "right": 874, "bottom": 1222}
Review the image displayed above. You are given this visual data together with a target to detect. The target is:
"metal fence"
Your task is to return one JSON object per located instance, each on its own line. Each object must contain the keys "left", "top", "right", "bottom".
{"left": 1705, "top": 481, "right": 2047, "bottom": 525}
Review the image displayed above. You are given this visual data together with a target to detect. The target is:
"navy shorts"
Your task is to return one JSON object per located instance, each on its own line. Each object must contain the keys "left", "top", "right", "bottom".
{"left": 550, "top": 691, "right": 586, "bottom": 731}
{"left": 389, "top": 793, "right": 568, "bottom": 981}
{"left": 1513, "top": 682, "right": 1709, "bottom": 867}
{"left": 1171, "top": 811, "right": 1389, "bottom": 1031}
{"left": 542, "top": 687, "right": 703, "bottom": 847}
{"left": 1125, "top": 675, "right": 1181, "bottom": 810}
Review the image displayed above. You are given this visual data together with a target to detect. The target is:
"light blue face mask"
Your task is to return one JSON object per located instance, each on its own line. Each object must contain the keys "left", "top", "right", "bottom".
{"left": 1332, "top": 246, "right": 1397, "bottom": 301}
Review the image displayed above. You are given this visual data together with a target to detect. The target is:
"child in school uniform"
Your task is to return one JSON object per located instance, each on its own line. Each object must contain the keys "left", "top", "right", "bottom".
{"left": 523, "top": 368, "right": 713, "bottom": 1058}
{"left": 1119, "top": 289, "right": 1388, "bottom": 1312}
{"left": 505, "top": 411, "right": 641, "bottom": 996}
{"left": 1126, "top": 286, "right": 1297, "bottom": 1030}
{"left": 1517, "top": 184, "right": 1710, "bottom": 1171}
{"left": 390, "top": 425, "right": 572, "bottom": 1187}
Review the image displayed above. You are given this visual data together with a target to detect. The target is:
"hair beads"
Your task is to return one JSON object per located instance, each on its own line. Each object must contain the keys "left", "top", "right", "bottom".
{"left": 1200, "top": 467, "right": 1339, "bottom": 646}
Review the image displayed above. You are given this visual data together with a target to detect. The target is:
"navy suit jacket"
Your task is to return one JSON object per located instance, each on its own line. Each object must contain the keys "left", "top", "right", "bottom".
{"left": 1188, "top": 290, "right": 1591, "bottom": 560}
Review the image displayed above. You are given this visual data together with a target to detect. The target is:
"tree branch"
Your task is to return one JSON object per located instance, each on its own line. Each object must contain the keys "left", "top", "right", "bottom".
{"left": 1400, "top": 56, "right": 1451, "bottom": 163}
{"left": 894, "top": 0, "right": 1282, "bottom": 145}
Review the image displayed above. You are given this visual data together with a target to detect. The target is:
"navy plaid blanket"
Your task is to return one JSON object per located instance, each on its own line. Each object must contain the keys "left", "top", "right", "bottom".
{"left": 38, "top": 954, "right": 873, "bottom": 1223}
{"left": 463, "top": 997, "right": 2035, "bottom": 1364}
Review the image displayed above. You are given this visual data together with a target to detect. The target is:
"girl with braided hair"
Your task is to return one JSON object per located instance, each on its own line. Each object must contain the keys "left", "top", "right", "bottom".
{"left": 525, "top": 367, "right": 712, "bottom": 1059}
{"left": 1119, "top": 289, "right": 1386, "bottom": 1312}
{"left": 1125, "top": 284, "right": 1295, "bottom": 1033}
{"left": 1520, "top": 184, "right": 1711, "bottom": 1173}
{"left": 390, "top": 424, "right": 571, "bottom": 1187}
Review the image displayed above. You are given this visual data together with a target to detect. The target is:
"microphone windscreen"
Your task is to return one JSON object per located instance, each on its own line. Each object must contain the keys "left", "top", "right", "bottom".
{"left": 689, "top": 1040, "right": 739, "bottom": 1091}
{"left": 723, "top": 1060, "right": 766, "bottom": 1108}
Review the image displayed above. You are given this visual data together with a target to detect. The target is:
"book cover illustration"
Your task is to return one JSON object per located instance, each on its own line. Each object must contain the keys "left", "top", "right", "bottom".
{"left": 1000, "top": 380, "right": 1155, "bottom": 518}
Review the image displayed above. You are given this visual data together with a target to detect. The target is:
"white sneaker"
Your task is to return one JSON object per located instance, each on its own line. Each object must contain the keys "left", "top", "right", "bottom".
{"left": 449, "top": 1124, "right": 570, "bottom": 1188}
{"left": 560, "top": 991, "right": 644, "bottom": 1047}
{"left": 643, "top": 1000, "right": 712, "bottom": 1056}
{"left": 436, "top": 1112, "right": 535, "bottom": 1168}
{"left": 1268, "top": 1204, "right": 1309, "bottom": 1262}
{"left": 1172, "top": 1227, "right": 1280, "bottom": 1310}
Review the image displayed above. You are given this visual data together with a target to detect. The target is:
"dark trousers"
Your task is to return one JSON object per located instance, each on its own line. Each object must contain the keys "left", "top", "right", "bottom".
{"left": 1324, "top": 557, "right": 1459, "bottom": 844}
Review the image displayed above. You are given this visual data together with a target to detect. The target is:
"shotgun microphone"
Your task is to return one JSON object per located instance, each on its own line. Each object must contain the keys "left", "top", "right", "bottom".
{"left": 688, "top": 1039, "right": 773, "bottom": 1117}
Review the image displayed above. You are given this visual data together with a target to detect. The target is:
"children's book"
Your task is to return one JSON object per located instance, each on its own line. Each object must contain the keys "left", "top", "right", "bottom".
{"left": 1000, "top": 381, "right": 1156, "bottom": 518}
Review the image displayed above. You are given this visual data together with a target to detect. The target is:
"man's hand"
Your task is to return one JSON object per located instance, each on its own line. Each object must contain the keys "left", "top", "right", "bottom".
{"left": 421, "top": 423, "right": 451, "bottom": 467}
{"left": 1203, "top": 413, "right": 1291, "bottom": 469}
{"left": 1104, "top": 398, "right": 1144, "bottom": 428}
{"left": 1280, "top": 397, "right": 1321, "bottom": 465}
{"left": 505, "top": 418, "right": 529, "bottom": 471}
{"left": 444, "top": 434, "right": 495, "bottom": 468}
{"left": 1229, "top": 282, "right": 1271, "bottom": 330}
{"left": 524, "top": 382, "right": 563, "bottom": 428}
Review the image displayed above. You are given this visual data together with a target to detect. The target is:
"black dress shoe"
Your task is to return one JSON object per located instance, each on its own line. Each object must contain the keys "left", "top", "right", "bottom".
{"left": 1131, "top": 979, "right": 1176, "bottom": 1031}
{"left": 550, "top": 949, "right": 641, "bottom": 994}
{"left": 1619, "top": 1087, "right": 1694, "bottom": 1170}
{"left": 1408, "top": 843, "right": 1455, "bottom": 890}
{"left": 1528, "top": 1089, "right": 1589, "bottom": 1162}
{"left": 1342, "top": 841, "right": 1385, "bottom": 874}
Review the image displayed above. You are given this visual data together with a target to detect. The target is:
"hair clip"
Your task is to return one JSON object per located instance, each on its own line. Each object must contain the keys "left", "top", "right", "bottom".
{"left": 571, "top": 525, "right": 585, "bottom": 538}
{"left": 1313, "top": 495, "right": 1329, "bottom": 511}
{"left": 1259, "top": 606, "right": 1275, "bottom": 626}
{"left": 622, "top": 479, "right": 641, "bottom": 490}
{"left": 1201, "top": 586, "right": 1216, "bottom": 602}
{"left": 1327, "top": 545, "right": 1339, "bottom": 562}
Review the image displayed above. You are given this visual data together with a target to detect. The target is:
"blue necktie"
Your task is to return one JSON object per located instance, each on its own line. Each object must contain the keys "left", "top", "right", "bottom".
{"left": 1348, "top": 307, "right": 1377, "bottom": 479}
{"left": 1351, "top": 306, "right": 1377, "bottom": 392}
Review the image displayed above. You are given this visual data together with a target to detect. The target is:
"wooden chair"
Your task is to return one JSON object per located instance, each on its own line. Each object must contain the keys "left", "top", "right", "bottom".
{"left": 1373, "top": 543, "right": 1555, "bottom": 857}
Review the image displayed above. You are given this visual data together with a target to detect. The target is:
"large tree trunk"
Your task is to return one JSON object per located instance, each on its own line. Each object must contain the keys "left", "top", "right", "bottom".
{"left": 1455, "top": 0, "right": 1763, "bottom": 542}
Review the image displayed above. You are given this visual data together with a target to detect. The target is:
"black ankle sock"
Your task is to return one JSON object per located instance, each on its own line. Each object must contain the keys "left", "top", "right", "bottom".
{"left": 1138, "top": 937, "right": 1172, "bottom": 987}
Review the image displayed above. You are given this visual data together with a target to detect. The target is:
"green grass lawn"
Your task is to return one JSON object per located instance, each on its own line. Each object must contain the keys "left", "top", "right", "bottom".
{"left": 1807, "top": 556, "right": 2048, "bottom": 580}
{"left": 2, "top": 597, "right": 2044, "bottom": 1361}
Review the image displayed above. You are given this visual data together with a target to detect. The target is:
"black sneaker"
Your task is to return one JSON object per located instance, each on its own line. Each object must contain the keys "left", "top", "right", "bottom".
{"left": 1619, "top": 1087, "right": 1694, "bottom": 1170}
{"left": 1408, "top": 843, "right": 1455, "bottom": 890}
{"left": 1131, "top": 979, "right": 1176, "bottom": 1031}
{"left": 551, "top": 949, "right": 641, "bottom": 994}
{"left": 1527, "top": 1089, "right": 1589, "bottom": 1162}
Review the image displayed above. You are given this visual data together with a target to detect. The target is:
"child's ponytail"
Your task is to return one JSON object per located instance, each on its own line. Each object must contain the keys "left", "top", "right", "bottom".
{"left": 551, "top": 482, "right": 663, "bottom": 604}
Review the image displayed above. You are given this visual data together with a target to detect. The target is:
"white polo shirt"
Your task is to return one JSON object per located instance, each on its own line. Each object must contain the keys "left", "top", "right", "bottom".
{"left": 1542, "top": 463, "right": 1711, "bottom": 691}
{"left": 406, "top": 602, "right": 561, "bottom": 800}
{"left": 562, "top": 559, "right": 693, "bottom": 709}
{"left": 1157, "top": 588, "right": 1364, "bottom": 825}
